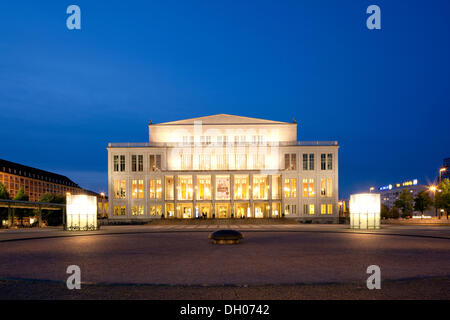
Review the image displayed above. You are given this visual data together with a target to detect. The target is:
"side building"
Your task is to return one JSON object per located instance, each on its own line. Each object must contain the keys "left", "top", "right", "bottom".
{"left": 376, "top": 179, "right": 434, "bottom": 216}
{"left": 0, "top": 158, "right": 107, "bottom": 216}
{"left": 107, "top": 114, "right": 339, "bottom": 223}
{"left": 440, "top": 157, "right": 450, "bottom": 182}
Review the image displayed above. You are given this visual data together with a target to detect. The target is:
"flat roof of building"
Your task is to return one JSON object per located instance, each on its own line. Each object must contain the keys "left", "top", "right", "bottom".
{"left": 0, "top": 158, "right": 79, "bottom": 187}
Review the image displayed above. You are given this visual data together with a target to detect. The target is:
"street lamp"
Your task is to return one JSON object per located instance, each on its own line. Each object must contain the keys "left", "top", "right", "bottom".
{"left": 100, "top": 192, "right": 105, "bottom": 218}
{"left": 428, "top": 185, "right": 438, "bottom": 219}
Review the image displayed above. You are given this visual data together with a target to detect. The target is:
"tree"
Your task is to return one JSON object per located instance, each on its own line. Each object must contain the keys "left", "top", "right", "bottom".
{"left": 0, "top": 182, "right": 10, "bottom": 223}
{"left": 39, "top": 193, "right": 65, "bottom": 226}
{"left": 413, "top": 190, "right": 433, "bottom": 216}
{"left": 435, "top": 179, "right": 450, "bottom": 219}
{"left": 394, "top": 188, "right": 413, "bottom": 218}
{"left": 380, "top": 204, "right": 390, "bottom": 219}
{"left": 13, "top": 187, "right": 30, "bottom": 225}
{"left": 0, "top": 182, "right": 10, "bottom": 199}
{"left": 390, "top": 207, "right": 400, "bottom": 219}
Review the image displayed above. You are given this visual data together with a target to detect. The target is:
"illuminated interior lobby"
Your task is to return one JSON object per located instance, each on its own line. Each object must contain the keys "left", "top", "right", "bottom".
{"left": 107, "top": 114, "right": 339, "bottom": 222}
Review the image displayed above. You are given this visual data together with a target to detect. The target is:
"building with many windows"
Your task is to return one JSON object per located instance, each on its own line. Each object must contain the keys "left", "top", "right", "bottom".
{"left": 440, "top": 157, "right": 450, "bottom": 182}
{"left": 107, "top": 114, "right": 339, "bottom": 222}
{"left": 0, "top": 158, "right": 108, "bottom": 216}
{"left": 375, "top": 179, "right": 436, "bottom": 216}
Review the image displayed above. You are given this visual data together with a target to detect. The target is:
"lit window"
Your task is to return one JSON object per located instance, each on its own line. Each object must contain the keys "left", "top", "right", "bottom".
{"left": 253, "top": 175, "right": 269, "bottom": 200}
{"left": 177, "top": 175, "right": 193, "bottom": 200}
{"left": 234, "top": 175, "right": 249, "bottom": 200}
{"left": 149, "top": 180, "right": 157, "bottom": 199}
{"left": 197, "top": 175, "right": 212, "bottom": 200}
{"left": 113, "top": 180, "right": 126, "bottom": 199}
{"left": 302, "top": 178, "right": 315, "bottom": 198}
{"left": 284, "top": 178, "right": 297, "bottom": 198}
{"left": 132, "top": 180, "right": 143, "bottom": 199}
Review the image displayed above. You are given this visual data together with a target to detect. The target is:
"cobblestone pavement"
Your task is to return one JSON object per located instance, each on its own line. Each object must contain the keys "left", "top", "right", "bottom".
{"left": 1, "top": 224, "right": 449, "bottom": 299}
{"left": 1, "top": 277, "right": 449, "bottom": 300}
{"left": 1, "top": 224, "right": 450, "bottom": 242}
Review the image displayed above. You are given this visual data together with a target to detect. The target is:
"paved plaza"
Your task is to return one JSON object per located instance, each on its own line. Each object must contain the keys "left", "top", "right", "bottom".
{"left": 0, "top": 224, "right": 449, "bottom": 299}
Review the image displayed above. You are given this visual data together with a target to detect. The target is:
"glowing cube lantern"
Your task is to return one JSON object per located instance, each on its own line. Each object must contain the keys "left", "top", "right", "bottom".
{"left": 66, "top": 194, "right": 98, "bottom": 231}
{"left": 349, "top": 193, "right": 380, "bottom": 229}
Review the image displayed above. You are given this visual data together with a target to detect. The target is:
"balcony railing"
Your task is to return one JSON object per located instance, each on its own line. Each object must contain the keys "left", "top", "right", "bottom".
{"left": 108, "top": 140, "right": 338, "bottom": 148}
{"left": 297, "top": 141, "right": 338, "bottom": 146}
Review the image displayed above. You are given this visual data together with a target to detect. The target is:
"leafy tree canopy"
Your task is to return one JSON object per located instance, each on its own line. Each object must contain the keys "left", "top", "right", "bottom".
{"left": 413, "top": 190, "right": 433, "bottom": 215}
{"left": 13, "top": 187, "right": 29, "bottom": 201}
{"left": 394, "top": 188, "right": 413, "bottom": 217}
{"left": 0, "top": 182, "right": 10, "bottom": 200}
{"left": 436, "top": 179, "right": 450, "bottom": 217}
{"left": 39, "top": 193, "right": 66, "bottom": 204}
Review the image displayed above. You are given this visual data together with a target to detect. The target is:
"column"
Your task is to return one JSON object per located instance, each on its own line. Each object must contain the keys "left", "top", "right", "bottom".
{"left": 230, "top": 174, "right": 234, "bottom": 218}
{"left": 161, "top": 175, "right": 166, "bottom": 218}
{"left": 174, "top": 175, "right": 178, "bottom": 218}
{"left": 212, "top": 175, "right": 216, "bottom": 218}
{"left": 281, "top": 174, "right": 285, "bottom": 217}
{"left": 269, "top": 175, "right": 273, "bottom": 218}
{"left": 193, "top": 174, "right": 197, "bottom": 219}
{"left": 249, "top": 173, "right": 253, "bottom": 218}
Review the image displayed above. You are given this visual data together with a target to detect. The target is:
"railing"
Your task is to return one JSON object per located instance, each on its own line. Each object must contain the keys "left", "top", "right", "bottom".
{"left": 108, "top": 141, "right": 339, "bottom": 148}
{"left": 297, "top": 141, "right": 338, "bottom": 146}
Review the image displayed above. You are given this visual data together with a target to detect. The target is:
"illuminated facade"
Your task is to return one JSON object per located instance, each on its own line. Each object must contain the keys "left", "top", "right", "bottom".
{"left": 0, "top": 159, "right": 108, "bottom": 216}
{"left": 107, "top": 114, "right": 339, "bottom": 222}
{"left": 377, "top": 179, "right": 425, "bottom": 208}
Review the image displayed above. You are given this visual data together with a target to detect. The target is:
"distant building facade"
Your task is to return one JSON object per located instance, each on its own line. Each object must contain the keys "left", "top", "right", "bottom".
{"left": 107, "top": 114, "right": 340, "bottom": 222}
{"left": 376, "top": 179, "right": 434, "bottom": 216}
{"left": 0, "top": 159, "right": 107, "bottom": 215}
{"left": 441, "top": 158, "right": 450, "bottom": 182}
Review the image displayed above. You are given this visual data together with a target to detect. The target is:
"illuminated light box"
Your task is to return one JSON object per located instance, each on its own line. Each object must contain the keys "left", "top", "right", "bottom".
{"left": 350, "top": 193, "right": 380, "bottom": 229}
{"left": 66, "top": 194, "right": 98, "bottom": 231}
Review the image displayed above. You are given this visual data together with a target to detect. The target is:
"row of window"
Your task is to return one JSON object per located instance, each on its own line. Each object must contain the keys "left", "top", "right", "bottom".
{"left": 303, "top": 204, "right": 334, "bottom": 215}
{"left": 284, "top": 203, "right": 334, "bottom": 216}
{"left": 113, "top": 175, "right": 333, "bottom": 200}
{"left": 113, "top": 154, "right": 162, "bottom": 172}
{"left": 112, "top": 203, "right": 334, "bottom": 217}
{"left": 182, "top": 135, "right": 268, "bottom": 146}
{"left": 1, "top": 168, "right": 75, "bottom": 186}
{"left": 113, "top": 152, "right": 334, "bottom": 172}
{"left": 299, "top": 153, "right": 333, "bottom": 171}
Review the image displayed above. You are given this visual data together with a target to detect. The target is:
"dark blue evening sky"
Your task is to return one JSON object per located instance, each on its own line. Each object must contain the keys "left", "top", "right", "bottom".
{"left": 1, "top": 0, "right": 449, "bottom": 197}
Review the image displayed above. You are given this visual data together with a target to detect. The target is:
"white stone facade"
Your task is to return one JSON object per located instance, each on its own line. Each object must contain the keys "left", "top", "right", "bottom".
{"left": 107, "top": 114, "right": 339, "bottom": 222}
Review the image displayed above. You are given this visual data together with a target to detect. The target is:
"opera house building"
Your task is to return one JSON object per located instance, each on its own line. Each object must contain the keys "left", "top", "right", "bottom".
{"left": 107, "top": 114, "right": 339, "bottom": 223}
